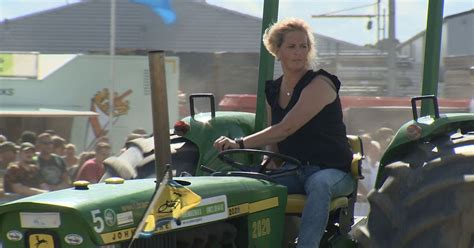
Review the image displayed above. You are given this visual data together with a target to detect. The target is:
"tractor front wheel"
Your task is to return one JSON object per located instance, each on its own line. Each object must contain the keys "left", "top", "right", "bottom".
{"left": 364, "top": 134, "right": 474, "bottom": 248}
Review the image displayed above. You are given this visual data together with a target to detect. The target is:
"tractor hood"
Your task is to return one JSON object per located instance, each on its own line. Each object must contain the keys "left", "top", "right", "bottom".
{"left": 0, "top": 176, "right": 286, "bottom": 247}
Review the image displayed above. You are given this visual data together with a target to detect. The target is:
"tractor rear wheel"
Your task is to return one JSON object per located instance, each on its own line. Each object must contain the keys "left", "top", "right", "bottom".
{"left": 365, "top": 133, "right": 474, "bottom": 248}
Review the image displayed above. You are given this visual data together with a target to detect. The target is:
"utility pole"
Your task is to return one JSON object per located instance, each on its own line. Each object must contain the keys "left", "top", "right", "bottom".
{"left": 377, "top": 0, "right": 381, "bottom": 46}
{"left": 386, "top": 0, "right": 397, "bottom": 96}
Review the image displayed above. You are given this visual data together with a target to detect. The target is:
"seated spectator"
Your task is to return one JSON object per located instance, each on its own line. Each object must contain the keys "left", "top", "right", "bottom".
{"left": 4, "top": 143, "right": 49, "bottom": 196}
{"left": 75, "top": 142, "right": 111, "bottom": 183}
{"left": 36, "top": 133, "right": 71, "bottom": 191}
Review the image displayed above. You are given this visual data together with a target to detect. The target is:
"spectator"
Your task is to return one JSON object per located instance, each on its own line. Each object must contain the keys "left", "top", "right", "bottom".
{"left": 373, "top": 127, "right": 395, "bottom": 152}
{"left": 44, "top": 129, "right": 57, "bottom": 136}
{"left": 358, "top": 134, "right": 381, "bottom": 197}
{"left": 0, "top": 141, "right": 18, "bottom": 170}
{"left": 3, "top": 143, "right": 49, "bottom": 196}
{"left": 0, "top": 141, "right": 18, "bottom": 194}
{"left": 0, "top": 134, "right": 7, "bottom": 144}
{"left": 52, "top": 135, "right": 66, "bottom": 156}
{"left": 75, "top": 142, "right": 111, "bottom": 183}
{"left": 72, "top": 151, "right": 96, "bottom": 182}
{"left": 35, "top": 133, "right": 71, "bottom": 190}
{"left": 18, "top": 130, "right": 37, "bottom": 145}
{"left": 64, "top": 143, "right": 79, "bottom": 167}
{"left": 63, "top": 143, "right": 79, "bottom": 180}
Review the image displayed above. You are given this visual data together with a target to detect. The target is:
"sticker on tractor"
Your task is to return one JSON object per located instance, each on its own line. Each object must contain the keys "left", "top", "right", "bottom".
{"left": 28, "top": 234, "right": 54, "bottom": 248}
{"left": 100, "top": 227, "right": 136, "bottom": 243}
{"left": 149, "top": 195, "right": 228, "bottom": 234}
{"left": 228, "top": 203, "right": 249, "bottom": 217}
{"left": 252, "top": 218, "right": 271, "bottom": 239}
{"left": 170, "top": 195, "right": 228, "bottom": 229}
{"left": 6, "top": 230, "right": 23, "bottom": 241}
{"left": 20, "top": 212, "right": 60, "bottom": 228}
{"left": 117, "top": 211, "right": 134, "bottom": 226}
{"left": 64, "top": 234, "right": 83, "bottom": 245}
{"left": 104, "top": 209, "right": 117, "bottom": 227}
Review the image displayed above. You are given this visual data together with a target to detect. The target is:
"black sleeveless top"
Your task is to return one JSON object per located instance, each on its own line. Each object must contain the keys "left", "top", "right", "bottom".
{"left": 265, "top": 69, "right": 352, "bottom": 172}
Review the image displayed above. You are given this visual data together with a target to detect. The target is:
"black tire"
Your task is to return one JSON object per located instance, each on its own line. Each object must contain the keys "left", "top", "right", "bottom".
{"left": 365, "top": 133, "right": 474, "bottom": 248}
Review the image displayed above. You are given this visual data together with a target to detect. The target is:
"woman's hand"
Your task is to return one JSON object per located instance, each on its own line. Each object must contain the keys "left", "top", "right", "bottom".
{"left": 213, "top": 136, "right": 239, "bottom": 151}
{"left": 261, "top": 157, "right": 280, "bottom": 170}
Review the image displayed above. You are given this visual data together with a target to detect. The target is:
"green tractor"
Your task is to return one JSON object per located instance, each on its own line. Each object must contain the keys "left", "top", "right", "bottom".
{"left": 0, "top": 84, "right": 365, "bottom": 248}
{"left": 0, "top": 1, "right": 472, "bottom": 248}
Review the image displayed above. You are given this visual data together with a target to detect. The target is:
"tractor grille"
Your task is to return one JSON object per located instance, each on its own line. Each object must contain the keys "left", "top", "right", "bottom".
{"left": 122, "top": 232, "right": 177, "bottom": 248}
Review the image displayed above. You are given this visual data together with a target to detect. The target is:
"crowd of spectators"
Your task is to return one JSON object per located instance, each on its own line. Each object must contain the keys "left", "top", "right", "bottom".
{"left": 0, "top": 128, "right": 148, "bottom": 201}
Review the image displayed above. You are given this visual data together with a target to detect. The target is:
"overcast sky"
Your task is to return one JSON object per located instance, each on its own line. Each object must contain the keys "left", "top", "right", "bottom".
{"left": 0, "top": 0, "right": 472, "bottom": 45}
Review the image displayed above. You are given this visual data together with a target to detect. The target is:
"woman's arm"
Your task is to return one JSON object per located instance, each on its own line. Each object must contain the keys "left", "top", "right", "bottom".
{"left": 264, "top": 101, "right": 279, "bottom": 153}
{"left": 214, "top": 75, "right": 337, "bottom": 151}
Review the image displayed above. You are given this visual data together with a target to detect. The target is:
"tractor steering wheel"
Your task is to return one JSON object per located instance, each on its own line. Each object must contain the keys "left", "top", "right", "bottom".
{"left": 217, "top": 149, "right": 302, "bottom": 175}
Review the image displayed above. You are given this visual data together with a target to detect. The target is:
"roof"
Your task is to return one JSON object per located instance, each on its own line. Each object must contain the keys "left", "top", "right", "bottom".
{"left": 398, "top": 9, "right": 474, "bottom": 48}
{"left": 444, "top": 8, "right": 474, "bottom": 21}
{"left": 0, "top": 0, "right": 372, "bottom": 54}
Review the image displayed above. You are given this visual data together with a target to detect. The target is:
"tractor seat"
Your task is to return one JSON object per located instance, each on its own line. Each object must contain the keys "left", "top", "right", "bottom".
{"left": 285, "top": 135, "right": 364, "bottom": 214}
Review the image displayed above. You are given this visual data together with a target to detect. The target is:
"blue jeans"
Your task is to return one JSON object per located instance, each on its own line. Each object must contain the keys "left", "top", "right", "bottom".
{"left": 274, "top": 166, "right": 355, "bottom": 248}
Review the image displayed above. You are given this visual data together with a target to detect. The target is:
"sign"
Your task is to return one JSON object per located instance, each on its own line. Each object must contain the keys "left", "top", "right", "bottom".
{"left": 0, "top": 53, "right": 38, "bottom": 78}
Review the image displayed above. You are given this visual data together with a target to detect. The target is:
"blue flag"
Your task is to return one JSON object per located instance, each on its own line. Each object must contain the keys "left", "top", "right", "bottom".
{"left": 132, "top": 0, "right": 176, "bottom": 24}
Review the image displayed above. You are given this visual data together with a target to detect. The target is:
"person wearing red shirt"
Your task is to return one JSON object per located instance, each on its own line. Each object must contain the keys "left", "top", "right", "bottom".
{"left": 75, "top": 142, "right": 111, "bottom": 183}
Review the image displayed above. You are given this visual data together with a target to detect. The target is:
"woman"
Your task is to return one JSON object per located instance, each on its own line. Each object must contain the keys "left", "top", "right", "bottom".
{"left": 213, "top": 18, "right": 354, "bottom": 247}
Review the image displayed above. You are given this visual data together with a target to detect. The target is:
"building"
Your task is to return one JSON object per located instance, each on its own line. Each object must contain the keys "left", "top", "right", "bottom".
{"left": 0, "top": 0, "right": 377, "bottom": 98}
{"left": 398, "top": 9, "right": 474, "bottom": 98}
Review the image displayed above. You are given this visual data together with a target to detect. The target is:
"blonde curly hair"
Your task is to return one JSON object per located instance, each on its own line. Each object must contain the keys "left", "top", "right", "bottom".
{"left": 262, "top": 18, "right": 316, "bottom": 68}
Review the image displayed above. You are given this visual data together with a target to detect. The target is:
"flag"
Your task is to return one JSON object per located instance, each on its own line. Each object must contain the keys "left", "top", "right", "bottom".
{"left": 141, "top": 180, "right": 201, "bottom": 235}
{"left": 132, "top": 0, "right": 176, "bottom": 24}
{"left": 129, "top": 169, "right": 201, "bottom": 246}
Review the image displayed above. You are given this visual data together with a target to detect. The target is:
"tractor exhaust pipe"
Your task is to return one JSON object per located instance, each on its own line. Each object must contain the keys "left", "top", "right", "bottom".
{"left": 148, "top": 50, "right": 172, "bottom": 182}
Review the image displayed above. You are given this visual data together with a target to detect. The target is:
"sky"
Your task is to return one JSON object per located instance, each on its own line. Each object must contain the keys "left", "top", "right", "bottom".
{"left": 0, "top": 0, "right": 472, "bottom": 46}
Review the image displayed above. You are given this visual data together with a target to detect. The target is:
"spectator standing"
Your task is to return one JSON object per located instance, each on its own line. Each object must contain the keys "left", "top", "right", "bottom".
{"left": 0, "top": 142, "right": 18, "bottom": 170}
{"left": 52, "top": 135, "right": 66, "bottom": 156}
{"left": 0, "top": 141, "right": 18, "bottom": 194}
{"left": 18, "top": 130, "right": 37, "bottom": 145}
{"left": 4, "top": 143, "right": 49, "bottom": 196}
{"left": 373, "top": 127, "right": 395, "bottom": 153}
{"left": 358, "top": 134, "right": 381, "bottom": 196}
{"left": 63, "top": 143, "right": 79, "bottom": 181}
{"left": 35, "top": 133, "right": 71, "bottom": 190}
{"left": 75, "top": 142, "right": 111, "bottom": 183}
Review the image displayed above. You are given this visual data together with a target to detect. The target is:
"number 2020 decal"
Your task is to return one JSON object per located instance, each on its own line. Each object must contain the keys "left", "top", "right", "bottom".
{"left": 252, "top": 218, "right": 271, "bottom": 239}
